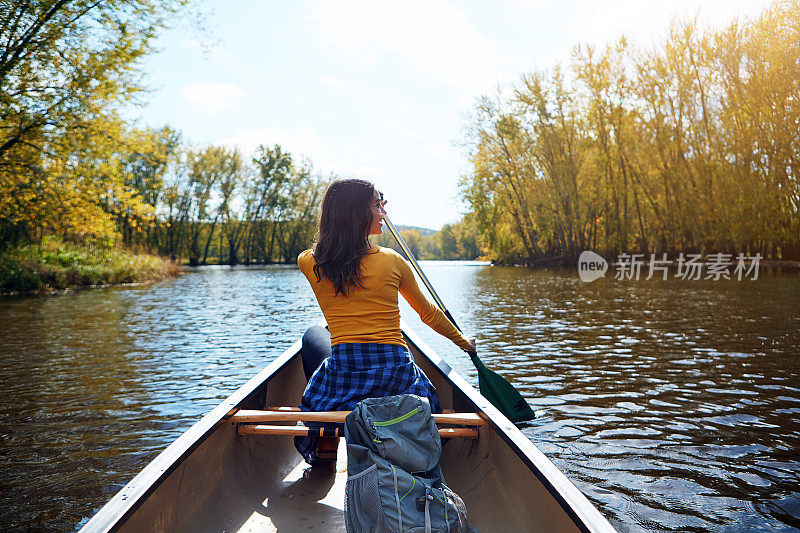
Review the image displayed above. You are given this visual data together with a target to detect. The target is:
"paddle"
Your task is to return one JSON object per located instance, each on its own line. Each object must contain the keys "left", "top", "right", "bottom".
{"left": 383, "top": 215, "right": 536, "bottom": 423}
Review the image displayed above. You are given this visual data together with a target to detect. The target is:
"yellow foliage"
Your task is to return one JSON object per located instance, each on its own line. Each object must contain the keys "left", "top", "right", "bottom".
{"left": 463, "top": 1, "right": 800, "bottom": 262}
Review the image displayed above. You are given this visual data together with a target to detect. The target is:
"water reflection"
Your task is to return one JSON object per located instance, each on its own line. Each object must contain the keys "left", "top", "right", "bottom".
{"left": 0, "top": 263, "right": 798, "bottom": 531}
{"left": 402, "top": 264, "right": 799, "bottom": 532}
{"left": 0, "top": 266, "right": 323, "bottom": 531}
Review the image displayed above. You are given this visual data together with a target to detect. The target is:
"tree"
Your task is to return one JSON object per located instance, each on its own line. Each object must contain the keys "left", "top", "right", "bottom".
{"left": 278, "top": 168, "right": 327, "bottom": 263}
{"left": 246, "top": 145, "right": 293, "bottom": 263}
{"left": 184, "top": 146, "right": 242, "bottom": 265}
{"left": 119, "top": 126, "right": 182, "bottom": 249}
{"left": 461, "top": 2, "right": 799, "bottom": 263}
{"left": 0, "top": 0, "right": 190, "bottom": 249}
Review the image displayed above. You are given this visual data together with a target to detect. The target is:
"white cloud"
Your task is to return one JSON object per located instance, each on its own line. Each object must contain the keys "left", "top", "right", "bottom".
{"left": 498, "top": 0, "right": 771, "bottom": 77}
{"left": 180, "top": 82, "right": 245, "bottom": 117}
{"left": 320, "top": 76, "right": 388, "bottom": 99}
{"left": 221, "top": 126, "right": 386, "bottom": 180}
{"left": 179, "top": 37, "right": 204, "bottom": 52}
{"left": 555, "top": 0, "right": 769, "bottom": 50}
{"left": 375, "top": 114, "right": 426, "bottom": 142}
{"left": 320, "top": 76, "right": 356, "bottom": 94}
{"left": 424, "top": 140, "right": 457, "bottom": 161}
{"left": 305, "top": 0, "right": 506, "bottom": 100}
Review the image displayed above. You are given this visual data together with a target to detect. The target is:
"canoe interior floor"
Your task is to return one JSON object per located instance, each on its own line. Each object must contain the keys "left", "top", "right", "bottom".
{"left": 236, "top": 439, "right": 348, "bottom": 533}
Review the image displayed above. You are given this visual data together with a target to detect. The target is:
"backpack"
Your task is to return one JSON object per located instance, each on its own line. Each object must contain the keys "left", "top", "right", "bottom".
{"left": 343, "top": 394, "right": 476, "bottom": 533}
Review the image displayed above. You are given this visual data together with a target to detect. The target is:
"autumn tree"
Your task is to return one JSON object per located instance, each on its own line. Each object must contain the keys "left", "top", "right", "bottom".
{"left": 462, "top": 1, "right": 799, "bottom": 263}
{"left": 0, "top": 0, "right": 190, "bottom": 248}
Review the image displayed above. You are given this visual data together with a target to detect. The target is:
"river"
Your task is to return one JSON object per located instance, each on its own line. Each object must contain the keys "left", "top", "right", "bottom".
{"left": 0, "top": 262, "right": 798, "bottom": 531}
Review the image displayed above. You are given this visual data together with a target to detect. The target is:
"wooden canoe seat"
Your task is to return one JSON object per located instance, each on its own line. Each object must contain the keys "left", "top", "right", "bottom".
{"left": 231, "top": 408, "right": 486, "bottom": 438}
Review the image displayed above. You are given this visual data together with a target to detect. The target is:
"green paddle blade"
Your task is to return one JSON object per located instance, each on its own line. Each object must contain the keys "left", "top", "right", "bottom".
{"left": 471, "top": 354, "right": 536, "bottom": 423}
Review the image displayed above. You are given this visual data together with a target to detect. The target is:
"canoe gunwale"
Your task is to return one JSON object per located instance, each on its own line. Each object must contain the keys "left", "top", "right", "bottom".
{"left": 78, "top": 337, "right": 304, "bottom": 533}
{"left": 400, "top": 320, "right": 616, "bottom": 533}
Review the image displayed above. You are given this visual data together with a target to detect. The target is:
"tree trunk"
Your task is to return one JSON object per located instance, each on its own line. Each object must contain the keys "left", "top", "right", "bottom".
{"left": 202, "top": 215, "right": 219, "bottom": 265}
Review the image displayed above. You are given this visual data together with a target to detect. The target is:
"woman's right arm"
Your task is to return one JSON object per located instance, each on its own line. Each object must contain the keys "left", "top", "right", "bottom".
{"left": 396, "top": 253, "right": 476, "bottom": 354}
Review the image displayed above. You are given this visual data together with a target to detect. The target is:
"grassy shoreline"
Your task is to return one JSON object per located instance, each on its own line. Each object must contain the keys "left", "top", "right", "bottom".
{"left": 0, "top": 239, "right": 182, "bottom": 294}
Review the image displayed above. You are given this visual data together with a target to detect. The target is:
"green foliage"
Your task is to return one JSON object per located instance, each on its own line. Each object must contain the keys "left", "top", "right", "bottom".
{"left": 462, "top": 1, "right": 800, "bottom": 263}
{"left": 369, "top": 217, "right": 484, "bottom": 260}
{"left": 0, "top": 237, "right": 179, "bottom": 292}
{"left": 0, "top": 2, "right": 335, "bottom": 281}
{"left": 180, "top": 145, "right": 242, "bottom": 265}
{"left": 138, "top": 142, "right": 330, "bottom": 266}
{"left": 434, "top": 215, "right": 483, "bottom": 260}
{"left": 0, "top": 0, "right": 188, "bottom": 248}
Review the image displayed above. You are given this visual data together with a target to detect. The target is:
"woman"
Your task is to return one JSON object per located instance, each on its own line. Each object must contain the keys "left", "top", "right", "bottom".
{"left": 295, "top": 178, "right": 477, "bottom": 466}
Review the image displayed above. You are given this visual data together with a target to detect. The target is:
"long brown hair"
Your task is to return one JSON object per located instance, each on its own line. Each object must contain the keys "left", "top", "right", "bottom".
{"left": 312, "top": 178, "right": 377, "bottom": 296}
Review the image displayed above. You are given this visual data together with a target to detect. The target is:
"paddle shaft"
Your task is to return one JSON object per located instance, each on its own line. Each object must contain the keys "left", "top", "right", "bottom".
{"left": 382, "top": 213, "right": 537, "bottom": 423}
{"left": 383, "top": 215, "right": 462, "bottom": 333}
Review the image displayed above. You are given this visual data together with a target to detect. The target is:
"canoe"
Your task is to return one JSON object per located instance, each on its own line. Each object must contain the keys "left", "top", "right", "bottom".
{"left": 80, "top": 322, "right": 616, "bottom": 532}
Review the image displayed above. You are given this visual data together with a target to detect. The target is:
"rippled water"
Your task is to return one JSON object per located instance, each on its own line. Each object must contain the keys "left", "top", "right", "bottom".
{"left": 1, "top": 263, "right": 798, "bottom": 531}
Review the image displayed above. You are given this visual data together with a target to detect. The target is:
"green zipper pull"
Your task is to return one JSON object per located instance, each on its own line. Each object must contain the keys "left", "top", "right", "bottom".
{"left": 374, "top": 406, "right": 422, "bottom": 426}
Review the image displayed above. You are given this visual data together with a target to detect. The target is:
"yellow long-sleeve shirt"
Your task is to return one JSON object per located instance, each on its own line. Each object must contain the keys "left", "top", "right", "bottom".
{"left": 298, "top": 245, "right": 471, "bottom": 351}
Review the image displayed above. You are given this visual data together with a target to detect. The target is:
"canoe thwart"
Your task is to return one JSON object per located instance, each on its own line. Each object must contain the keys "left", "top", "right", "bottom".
{"left": 263, "top": 406, "right": 456, "bottom": 414}
{"left": 232, "top": 409, "right": 487, "bottom": 426}
{"left": 239, "top": 424, "right": 345, "bottom": 437}
{"left": 237, "top": 424, "right": 479, "bottom": 438}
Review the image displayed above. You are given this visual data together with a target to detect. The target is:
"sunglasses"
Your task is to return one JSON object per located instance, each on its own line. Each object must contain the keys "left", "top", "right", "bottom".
{"left": 376, "top": 191, "right": 387, "bottom": 207}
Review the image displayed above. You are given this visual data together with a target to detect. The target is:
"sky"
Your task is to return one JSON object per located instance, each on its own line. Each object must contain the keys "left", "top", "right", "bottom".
{"left": 131, "top": 0, "right": 772, "bottom": 230}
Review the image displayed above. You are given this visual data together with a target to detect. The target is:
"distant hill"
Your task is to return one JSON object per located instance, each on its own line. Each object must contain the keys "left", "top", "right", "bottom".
{"left": 393, "top": 224, "right": 437, "bottom": 236}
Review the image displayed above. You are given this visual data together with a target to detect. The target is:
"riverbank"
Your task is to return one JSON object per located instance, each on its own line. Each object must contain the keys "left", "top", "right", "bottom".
{"left": 0, "top": 239, "right": 182, "bottom": 294}
{"left": 492, "top": 255, "right": 800, "bottom": 270}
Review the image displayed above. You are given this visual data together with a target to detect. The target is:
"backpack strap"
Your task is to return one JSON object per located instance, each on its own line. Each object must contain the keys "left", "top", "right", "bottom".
{"left": 391, "top": 464, "right": 404, "bottom": 532}
{"left": 423, "top": 487, "right": 433, "bottom": 533}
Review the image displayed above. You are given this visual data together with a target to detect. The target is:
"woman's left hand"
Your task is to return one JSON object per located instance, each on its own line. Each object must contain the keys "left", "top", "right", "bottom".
{"left": 465, "top": 337, "right": 477, "bottom": 356}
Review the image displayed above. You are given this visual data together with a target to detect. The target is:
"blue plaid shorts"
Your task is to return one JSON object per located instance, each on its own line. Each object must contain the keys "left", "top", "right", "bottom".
{"left": 300, "top": 342, "right": 442, "bottom": 413}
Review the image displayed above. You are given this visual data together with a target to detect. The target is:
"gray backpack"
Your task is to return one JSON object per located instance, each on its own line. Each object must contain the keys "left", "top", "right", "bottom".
{"left": 343, "top": 394, "right": 475, "bottom": 533}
